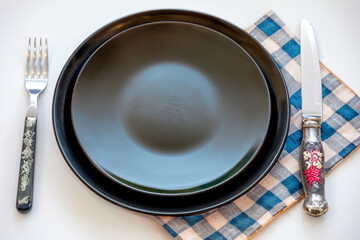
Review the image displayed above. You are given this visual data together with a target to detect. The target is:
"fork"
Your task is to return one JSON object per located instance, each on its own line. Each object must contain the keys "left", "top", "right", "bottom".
{"left": 16, "top": 38, "right": 48, "bottom": 212}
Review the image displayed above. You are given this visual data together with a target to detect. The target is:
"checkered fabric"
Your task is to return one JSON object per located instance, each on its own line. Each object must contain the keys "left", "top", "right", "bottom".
{"left": 155, "top": 10, "right": 360, "bottom": 240}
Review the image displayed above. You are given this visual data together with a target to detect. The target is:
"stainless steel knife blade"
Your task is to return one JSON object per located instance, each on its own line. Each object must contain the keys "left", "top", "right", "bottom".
{"left": 301, "top": 19, "right": 322, "bottom": 119}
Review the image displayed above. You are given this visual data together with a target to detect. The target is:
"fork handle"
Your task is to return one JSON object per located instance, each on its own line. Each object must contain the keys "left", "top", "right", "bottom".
{"left": 16, "top": 116, "right": 37, "bottom": 212}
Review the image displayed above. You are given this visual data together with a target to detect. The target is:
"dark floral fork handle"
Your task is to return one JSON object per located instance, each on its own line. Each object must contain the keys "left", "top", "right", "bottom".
{"left": 16, "top": 117, "right": 37, "bottom": 212}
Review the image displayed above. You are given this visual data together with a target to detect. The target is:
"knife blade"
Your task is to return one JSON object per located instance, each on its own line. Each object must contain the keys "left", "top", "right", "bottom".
{"left": 299, "top": 19, "right": 328, "bottom": 216}
{"left": 301, "top": 20, "right": 322, "bottom": 119}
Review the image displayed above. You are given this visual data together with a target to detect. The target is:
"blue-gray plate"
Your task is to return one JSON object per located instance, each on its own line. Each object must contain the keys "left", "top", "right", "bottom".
{"left": 53, "top": 9, "right": 289, "bottom": 215}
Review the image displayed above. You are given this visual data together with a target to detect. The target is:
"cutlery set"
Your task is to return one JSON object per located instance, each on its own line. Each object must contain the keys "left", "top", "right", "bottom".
{"left": 16, "top": 12, "right": 328, "bottom": 217}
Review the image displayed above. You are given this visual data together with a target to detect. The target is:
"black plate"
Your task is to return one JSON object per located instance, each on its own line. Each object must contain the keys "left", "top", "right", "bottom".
{"left": 53, "top": 10, "right": 289, "bottom": 215}
{"left": 71, "top": 21, "right": 271, "bottom": 196}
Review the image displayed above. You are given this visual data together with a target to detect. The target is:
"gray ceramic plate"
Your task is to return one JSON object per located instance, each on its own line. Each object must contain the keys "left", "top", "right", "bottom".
{"left": 71, "top": 21, "right": 271, "bottom": 196}
{"left": 54, "top": 9, "right": 289, "bottom": 214}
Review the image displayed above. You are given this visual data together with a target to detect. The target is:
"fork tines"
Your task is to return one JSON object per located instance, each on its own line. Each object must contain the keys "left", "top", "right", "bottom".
{"left": 25, "top": 38, "right": 48, "bottom": 79}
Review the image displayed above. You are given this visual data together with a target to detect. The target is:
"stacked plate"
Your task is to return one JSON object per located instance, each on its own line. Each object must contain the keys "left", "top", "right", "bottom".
{"left": 53, "top": 10, "right": 289, "bottom": 215}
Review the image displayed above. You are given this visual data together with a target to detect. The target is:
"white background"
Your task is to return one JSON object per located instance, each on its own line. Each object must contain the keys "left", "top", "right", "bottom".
{"left": 1, "top": 0, "right": 359, "bottom": 239}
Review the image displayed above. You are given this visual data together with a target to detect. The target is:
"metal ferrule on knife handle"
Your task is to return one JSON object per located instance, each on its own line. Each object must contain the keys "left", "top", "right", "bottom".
{"left": 300, "top": 117, "right": 328, "bottom": 216}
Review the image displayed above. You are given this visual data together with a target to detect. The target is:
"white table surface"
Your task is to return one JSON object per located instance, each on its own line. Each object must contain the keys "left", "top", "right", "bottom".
{"left": 1, "top": 0, "right": 359, "bottom": 239}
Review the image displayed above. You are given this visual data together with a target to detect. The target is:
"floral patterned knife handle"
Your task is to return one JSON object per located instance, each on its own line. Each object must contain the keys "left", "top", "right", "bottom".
{"left": 300, "top": 119, "right": 328, "bottom": 216}
{"left": 16, "top": 117, "right": 36, "bottom": 212}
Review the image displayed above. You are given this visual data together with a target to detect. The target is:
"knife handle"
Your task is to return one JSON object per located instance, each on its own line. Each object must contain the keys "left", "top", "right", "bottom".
{"left": 299, "top": 118, "right": 328, "bottom": 216}
{"left": 16, "top": 116, "right": 37, "bottom": 213}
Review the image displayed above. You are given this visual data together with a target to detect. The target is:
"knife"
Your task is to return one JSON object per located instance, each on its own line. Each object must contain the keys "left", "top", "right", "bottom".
{"left": 300, "top": 19, "right": 328, "bottom": 216}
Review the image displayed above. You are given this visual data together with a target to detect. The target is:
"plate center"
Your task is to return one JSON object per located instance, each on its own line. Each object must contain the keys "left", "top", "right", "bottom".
{"left": 120, "top": 62, "right": 220, "bottom": 153}
{"left": 70, "top": 20, "right": 272, "bottom": 195}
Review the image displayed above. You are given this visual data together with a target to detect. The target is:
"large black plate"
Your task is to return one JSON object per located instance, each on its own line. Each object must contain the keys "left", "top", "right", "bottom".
{"left": 53, "top": 10, "right": 289, "bottom": 215}
{"left": 71, "top": 21, "right": 271, "bottom": 196}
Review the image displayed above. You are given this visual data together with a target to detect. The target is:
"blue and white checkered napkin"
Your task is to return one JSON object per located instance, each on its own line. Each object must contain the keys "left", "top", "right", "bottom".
{"left": 155, "top": 10, "right": 360, "bottom": 240}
